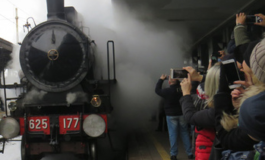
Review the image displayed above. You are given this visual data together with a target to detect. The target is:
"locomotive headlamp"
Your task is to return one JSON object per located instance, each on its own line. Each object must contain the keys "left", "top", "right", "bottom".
{"left": 90, "top": 95, "right": 101, "bottom": 107}
{"left": 0, "top": 117, "right": 20, "bottom": 139}
{"left": 83, "top": 114, "right": 106, "bottom": 137}
{"left": 8, "top": 101, "right": 17, "bottom": 112}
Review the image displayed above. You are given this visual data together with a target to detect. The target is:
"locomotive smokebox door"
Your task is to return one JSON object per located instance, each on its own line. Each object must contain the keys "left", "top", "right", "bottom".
{"left": 19, "top": 0, "right": 92, "bottom": 92}
{"left": 20, "top": 22, "right": 90, "bottom": 92}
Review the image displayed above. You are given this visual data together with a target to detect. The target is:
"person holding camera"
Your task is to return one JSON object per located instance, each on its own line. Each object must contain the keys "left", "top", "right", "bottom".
{"left": 216, "top": 13, "right": 265, "bottom": 145}
{"left": 211, "top": 35, "right": 265, "bottom": 160}
{"left": 238, "top": 40, "right": 265, "bottom": 157}
{"left": 234, "top": 12, "right": 265, "bottom": 48}
{"left": 213, "top": 39, "right": 265, "bottom": 159}
{"left": 180, "top": 64, "right": 220, "bottom": 160}
{"left": 155, "top": 74, "right": 193, "bottom": 160}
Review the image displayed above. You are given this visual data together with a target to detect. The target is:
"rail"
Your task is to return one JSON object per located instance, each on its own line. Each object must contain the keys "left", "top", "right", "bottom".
{"left": 107, "top": 40, "right": 116, "bottom": 101}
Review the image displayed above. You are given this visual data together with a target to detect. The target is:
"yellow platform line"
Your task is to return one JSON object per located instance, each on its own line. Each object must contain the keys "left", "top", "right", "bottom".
{"left": 150, "top": 134, "right": 170, "bottom": 160}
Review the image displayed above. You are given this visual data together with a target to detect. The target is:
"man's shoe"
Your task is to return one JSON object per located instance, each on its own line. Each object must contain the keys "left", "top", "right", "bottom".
{"left": 188, "top": 154, "right": 194, "bottom": 159}
{"left": 170, "top": 155, "right": 177, "bottom": 160}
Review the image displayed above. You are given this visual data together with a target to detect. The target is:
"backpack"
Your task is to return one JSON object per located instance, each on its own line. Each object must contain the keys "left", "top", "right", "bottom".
{"left": 221, "top": 150, "right": 255, "bottom": 160}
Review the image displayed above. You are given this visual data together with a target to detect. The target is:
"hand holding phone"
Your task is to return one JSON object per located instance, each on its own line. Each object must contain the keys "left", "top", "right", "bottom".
{"left": 236, "top": 12, "right": 246, "bottom": 25}
{"left": 221, "top": 59, "right": 241, "bottom": 89}
{"left": 233, "top": 70, "right": 253, "bottom": 88}
{"left": 183, "top": 66, "right": 203, "bottom": 82}
{"left": 246, "top": 15, "right": 260, "bottom": 24}
{"left": 160, "top": 74, "right": 167, "bottom": 80}
{"left": 180, "top": 74, "right": 192, "bottom": 96}
{"left": 170, "top": 69, "right": 188, "bottom": 80}
{"left": 254, "top": 13, "right": 265, "bottom": 27}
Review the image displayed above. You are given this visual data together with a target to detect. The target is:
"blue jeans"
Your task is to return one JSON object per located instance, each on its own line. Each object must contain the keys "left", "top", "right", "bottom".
{"left": 166, "top": 115, "right": 192, "bottom": 156}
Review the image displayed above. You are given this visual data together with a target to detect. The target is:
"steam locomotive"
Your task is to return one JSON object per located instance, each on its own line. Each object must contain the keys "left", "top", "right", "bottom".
{"left": 0, "top": 0, "right": 116, "bottom": 160}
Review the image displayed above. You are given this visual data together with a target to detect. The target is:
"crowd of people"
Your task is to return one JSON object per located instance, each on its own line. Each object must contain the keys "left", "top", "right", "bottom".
{"left": 155, "top": 13, "right": 265, "bottom": 160}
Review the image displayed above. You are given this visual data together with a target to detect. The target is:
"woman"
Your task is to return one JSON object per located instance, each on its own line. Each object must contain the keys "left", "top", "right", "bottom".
{"left": 179, "top": 64, "right": 220, "bottom": 160}
{"left": 214, "top": 39, "right": 265, "bottom": 159}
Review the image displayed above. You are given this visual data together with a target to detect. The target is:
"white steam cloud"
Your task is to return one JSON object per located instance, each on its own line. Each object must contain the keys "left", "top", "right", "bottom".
{"left": 69, "top": 0, "right": 192, "bottom": 129}
{"left": 22, "top": 88, "right": 47, "bottom": 106}
{"left": 0, "top": 0, "right": 193, "bottom": 130}
{"left": 66, "top": 92, "right": 88, "bottom": 105}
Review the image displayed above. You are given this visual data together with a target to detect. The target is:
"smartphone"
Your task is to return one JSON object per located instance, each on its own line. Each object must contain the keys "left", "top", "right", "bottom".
{"left": 170, "top": 69, "right": 188, "bottom": 80}
{"left": 221, "top": 59, "right": 241, "bottom": 89}
{"left": 246, "top": 15, "right": 260, "bottom": 24}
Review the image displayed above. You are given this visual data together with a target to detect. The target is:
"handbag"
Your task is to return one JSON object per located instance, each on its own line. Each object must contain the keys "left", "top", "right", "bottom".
{"left": 209, "top": 138, "right": 224, "bottom": 160}
{"left": 221, "top": 150, "right": 254, "bottom": 160}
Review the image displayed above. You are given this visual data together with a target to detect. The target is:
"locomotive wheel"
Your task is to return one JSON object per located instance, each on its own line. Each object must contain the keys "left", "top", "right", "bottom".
{"left": 87, "top": 140, "right": 97, "bottom": 160}
{"left": 21, "top": 135, "right": 30, "bottom": 160}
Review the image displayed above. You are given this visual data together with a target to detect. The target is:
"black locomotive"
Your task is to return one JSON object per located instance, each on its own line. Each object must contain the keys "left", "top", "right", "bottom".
{"left": 0, "top": 0, "right": 116, "bottom": 160}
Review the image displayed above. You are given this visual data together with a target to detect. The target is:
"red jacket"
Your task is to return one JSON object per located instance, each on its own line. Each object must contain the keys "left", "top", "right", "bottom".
{"left": 195, "top": 127, "right": 215, "bottom": 160}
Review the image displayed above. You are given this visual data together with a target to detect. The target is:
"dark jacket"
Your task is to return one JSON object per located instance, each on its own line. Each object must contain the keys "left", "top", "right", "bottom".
{"left": 179, "top": 95, "right": 215, "bottom": 128}
{"left": 214, "top": 93, "right": 258, "bottom": 151}
{"left": 155, "top": 79, "right": 183, "bottom": 116}
{"left": 180, "top": 91, "right": 215, "bottom": 160}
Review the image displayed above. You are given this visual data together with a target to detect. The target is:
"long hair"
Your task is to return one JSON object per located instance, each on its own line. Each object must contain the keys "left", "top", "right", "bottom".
{"left": 204, "top": 63, "right": 221, "bottom": 108}
{"left": 221, "top": 74, "right": 265, "bottom": 132}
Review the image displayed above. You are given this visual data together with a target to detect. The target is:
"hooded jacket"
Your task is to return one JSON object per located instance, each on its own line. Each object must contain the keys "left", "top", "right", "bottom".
{"left": 215, "top": 85, "right": 263, "bottom": 151}
{"left": 155, "top": 79, "right": 183, "bottom": 116}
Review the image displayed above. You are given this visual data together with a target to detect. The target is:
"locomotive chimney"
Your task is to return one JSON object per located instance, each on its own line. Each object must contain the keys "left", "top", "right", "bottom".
{"left": 46, "top": 0, "right": 65, "bottom": 20}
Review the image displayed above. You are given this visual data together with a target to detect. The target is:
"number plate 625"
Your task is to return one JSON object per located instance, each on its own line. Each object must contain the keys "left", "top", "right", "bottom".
{"left": 28, "top": 116, "right": 50, "bottom": 134}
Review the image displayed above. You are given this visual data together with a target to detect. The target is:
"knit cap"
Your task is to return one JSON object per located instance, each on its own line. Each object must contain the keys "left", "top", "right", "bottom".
{"left": 239, "top": 91, "right": 265, "bottom": 141}
{"left": 250, "top": 39, "right": 265, "bottom": 83}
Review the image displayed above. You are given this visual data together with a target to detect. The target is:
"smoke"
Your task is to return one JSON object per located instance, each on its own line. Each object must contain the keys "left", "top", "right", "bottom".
{"left": 67, "top": 0, "right": 192, "bottom": 130}
{"left": 66, "top": 93, "right": 77, "bottom": 104}
{"left": 6, "top": 44, "right": 21, "bottom": 71}
{"left": 22, "top": 88, "right": 47, "bottom": 106}
{"left": 66, "top": 92, "right": 88, "bottom": 105}
{"left": 1, "top": 0, "right": 193, "bottom": 131}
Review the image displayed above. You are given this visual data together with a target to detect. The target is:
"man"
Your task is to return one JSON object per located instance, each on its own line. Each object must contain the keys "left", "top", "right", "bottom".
{"left": 155, "top": 74, "right": 193, "bottom": 160}
{"left": 156, "top": 98, "right": 167, "bottom": 132}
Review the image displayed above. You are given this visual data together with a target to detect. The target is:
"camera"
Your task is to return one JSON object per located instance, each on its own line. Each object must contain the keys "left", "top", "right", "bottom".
{"left": 170, "top": 69, "right": 188, "bottom": 79}
{"left": 246, "top": 15, "right": 262, "bottom": 24}
{"left": 221, "top": 59, "right": 241, "bottom": 89}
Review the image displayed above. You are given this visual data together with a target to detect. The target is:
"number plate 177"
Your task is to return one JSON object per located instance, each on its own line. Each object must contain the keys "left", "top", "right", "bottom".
{"left": 59, "top": 115, "right": 80, "bottom": 134}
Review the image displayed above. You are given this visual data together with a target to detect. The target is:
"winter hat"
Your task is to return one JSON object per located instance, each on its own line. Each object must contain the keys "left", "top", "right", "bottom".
{"left": 234, "top": 40, "right": 260, "bottom": 66}
{"left": 239, "top": 91, "right": 265, "bottom": 141}
{"left": 250, "top": 39, "right": 265, "bottom": 84}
